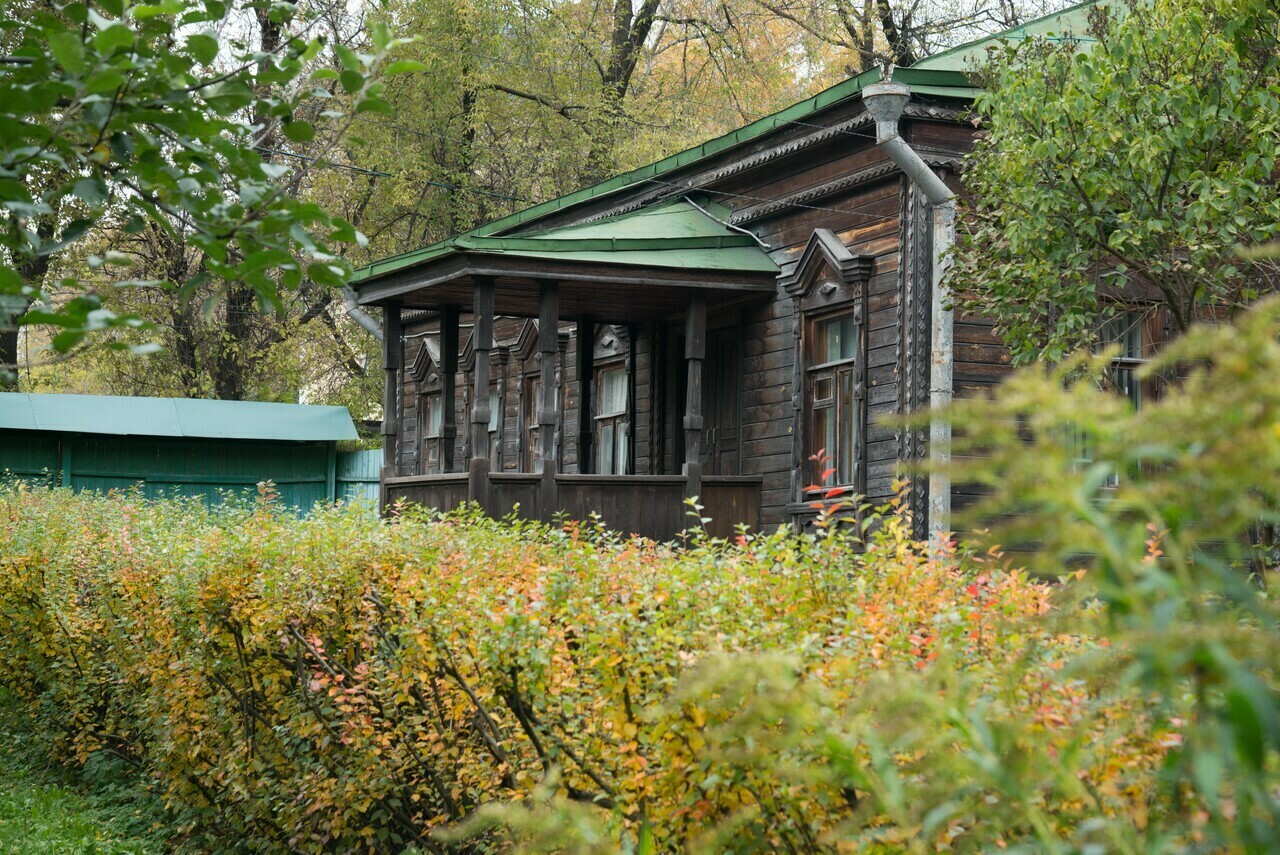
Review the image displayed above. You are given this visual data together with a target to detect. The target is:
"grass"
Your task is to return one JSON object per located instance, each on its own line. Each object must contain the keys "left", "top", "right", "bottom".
{"left": 0, "top": 692, "right": 169, "bottom": 854}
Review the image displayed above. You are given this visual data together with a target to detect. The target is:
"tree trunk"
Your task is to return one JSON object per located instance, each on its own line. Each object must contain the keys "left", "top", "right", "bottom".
{"left": 2, "top": 251, "right": 51, "bottom": 391}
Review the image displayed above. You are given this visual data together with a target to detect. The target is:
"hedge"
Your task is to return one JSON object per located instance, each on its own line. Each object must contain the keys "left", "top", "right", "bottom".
{"left": 0, "top": 485, "right": 1172, "bottom": 852}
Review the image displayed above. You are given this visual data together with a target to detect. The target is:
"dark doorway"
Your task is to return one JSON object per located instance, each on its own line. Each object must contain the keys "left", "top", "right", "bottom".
{"left": 702, "top": 325, "right": 742, "bottom": 476}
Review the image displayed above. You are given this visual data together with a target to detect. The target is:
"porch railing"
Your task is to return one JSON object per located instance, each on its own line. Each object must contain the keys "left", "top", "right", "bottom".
{"left": 383, "top": 472, "right": 761, "bottom": 541}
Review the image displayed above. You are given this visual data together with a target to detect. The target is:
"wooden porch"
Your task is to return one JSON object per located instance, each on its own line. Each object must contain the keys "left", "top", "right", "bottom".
{"left": 359, "top": 197, "right": 778, "bottom": 539}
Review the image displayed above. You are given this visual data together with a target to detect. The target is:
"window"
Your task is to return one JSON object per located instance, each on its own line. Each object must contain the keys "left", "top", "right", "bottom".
{"left": 487, "top": 388, "right": 500, "bottom": 431}
{"left": 485, "top": 385, "right": 501, "bottom": 467}
{"left": 806, "top": 310, "right": 862, "bottom": 490}
{"left": 595, "top": 363, "right": 629, "bottom": 475}
{"left": 1079, "top": 309, "right": 1157, "bottom": 485}
{"left": 521, "top": 374, "right": 543, "bottom": 471}
{"left": 1097, "top": 310, "right": 1147, "bottom": 409}
{"left": 420, "top": 392, "right": 443, "bottom": 474}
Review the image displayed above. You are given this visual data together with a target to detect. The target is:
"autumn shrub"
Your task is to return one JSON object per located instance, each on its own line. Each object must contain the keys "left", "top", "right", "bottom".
{"left": 931, "top": 296, "right": 1280, "bottom": 853}
{"left": 0, "top": 479, "right": 1178, "bottom": 854}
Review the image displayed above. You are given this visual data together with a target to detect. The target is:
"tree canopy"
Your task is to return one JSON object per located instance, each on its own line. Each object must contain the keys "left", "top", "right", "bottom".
{"left": 954, "top": 0, "right": 1280, "bottom": 363}
{"left": 3, "top": 0, "right": 1074, "bottom": 403}
{"left": 0, "top": 0, "right": 413, "bottom": 389}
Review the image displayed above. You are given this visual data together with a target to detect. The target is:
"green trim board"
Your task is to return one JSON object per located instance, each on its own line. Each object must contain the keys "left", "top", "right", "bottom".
{"left": 0, "top": 393, "right": 358, "bottom": 442}
{"left": 486, "top": 246, "right": 778, "bottom": 273}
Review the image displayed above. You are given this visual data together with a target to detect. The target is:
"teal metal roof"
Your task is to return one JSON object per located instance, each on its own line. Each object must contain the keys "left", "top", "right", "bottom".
{"left": 0, "top": 393, "right": 359, "bottom": 441}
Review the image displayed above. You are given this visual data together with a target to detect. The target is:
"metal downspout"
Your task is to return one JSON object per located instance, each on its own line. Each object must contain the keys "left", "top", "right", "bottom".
{"left": 343, "top": 287, "right": 385, "bottom": 342}
{"left": 862, "top": 81, "right": 956, "bottom": 543}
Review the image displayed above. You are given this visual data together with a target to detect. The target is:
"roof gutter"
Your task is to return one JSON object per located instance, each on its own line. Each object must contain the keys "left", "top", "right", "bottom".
{"left": 862, "top": 80, "right": 955, "bottom": 544}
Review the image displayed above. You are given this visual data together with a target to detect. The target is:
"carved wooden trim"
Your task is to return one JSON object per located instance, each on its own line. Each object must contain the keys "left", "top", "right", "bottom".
{"left": 409, "top": 334, "right": 441, "bottom": 385}
{"left": 778, "top": 229, "right": 873, "bottom": 306}
{"left": 898, "top": 181, "right": 932, "bottom": 538}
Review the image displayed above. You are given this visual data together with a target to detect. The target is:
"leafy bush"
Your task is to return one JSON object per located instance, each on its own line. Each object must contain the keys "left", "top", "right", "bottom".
{"left": 17, "top": 285, "right": 1280, "bottom": 855}
{"left": 0, "top": 485, "right": 1163, "bottom": 852}
{"left": 938, "top": 295, "right": 1280, "bottom": 852}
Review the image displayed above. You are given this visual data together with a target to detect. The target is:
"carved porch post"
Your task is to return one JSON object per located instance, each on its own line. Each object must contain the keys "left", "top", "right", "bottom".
{"left": 538, "top": 280, "right": 559, "bottom": 519}
{"left": 684, "top": 290, "right": 706, "bottom": 501}
{"left": 469, "top": 277, "right": 495, "bottom": 509}
{"left": 494, "top": 345, "right": 509, "bottom": 472}
{"left": 380, "top": 303, "right": 402, "bottom": 512}
{"left": 440, "top": 304, "right": 459, "bottom": 473}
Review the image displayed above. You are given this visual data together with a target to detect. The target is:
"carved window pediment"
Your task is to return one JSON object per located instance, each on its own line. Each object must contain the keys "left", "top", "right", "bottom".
{"left": 409, "top": 335, "right": 441, "bottom": 387}
{"left": 779, "top": 229, "right": 873, "bottom": 312}
{"left": 461, "top": 331, "right": 508, "bottom": 371}
{"left": 593, "top": 324, "right": 628, "bottom": 361}
{"left": 514, "top": 319, "right": 541, "bottom": 363}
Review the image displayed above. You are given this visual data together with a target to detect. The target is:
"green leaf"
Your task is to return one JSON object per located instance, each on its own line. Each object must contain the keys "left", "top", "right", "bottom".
{"left": 48, "top": 32, "right": 88, "bottom": 76}
{"left": 307, "top": 261, "right": 347, "bottom": 286}
{"left": 70, "top": 177, "right": 110, "bottom": 206}
{"left": 355, "top": 97, "right": 391, "bottom": 115}
{"left": 239, "top": 248, "right": 293, "bottom": 275}
{"left": 51, "top": 329, "right": 86, "bottom": 352}
{"left": 281, "top": 120, "right": 315, "bottom": 143}
{"left": 186, "top": 33, "right": 219, "bottom": 65}
{"left": 203, "top": 80, "right": 255, "bottom": 115}
{"left": 339, "top": 70, "right": 364, "bottom": 95}
{"left": 1227, "top": 688, "right": 1265, "bottom": 770}
{"left": 334, "top": 44, "right": 359, "bottom": 72}
{"left": 384, "top": 59, "right": 428, "bottom": 75}
{"left": 94, "top": 23, "right": 136, "bottom": 56}
{"left": 131, "top": 0, "right": 184, "bottom": 17}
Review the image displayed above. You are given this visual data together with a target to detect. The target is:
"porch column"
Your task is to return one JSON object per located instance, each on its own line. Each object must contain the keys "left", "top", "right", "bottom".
{"left": 538, "top": 280, "right": 560, "bottom": 519}
{"left": 469, "top": 277, "right": 495, "bottom": 509}
{"left": 683, "top": 291, "right": 706, "bottom": 500}
{"left": 495, "top": 346, "right": 509, "bottom": 472}
{"left": 576, "top": 316, "right": 595, "bottom": 474}
{"left": 381, "top": 303, "right": 402, "bottom": 503}
{"left": 440, "top": 304, "right": 459, "bottom": 472}
{"left": 557, "top": 332, "right": 569, "bottom": 470}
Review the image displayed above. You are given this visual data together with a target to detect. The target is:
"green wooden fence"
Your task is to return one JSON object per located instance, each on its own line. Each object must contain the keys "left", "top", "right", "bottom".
{"left": 336, "top": 449, "right": 381, "bottom": 506}
{"left": 0, "top": 393, "right": 374, "bottom": 515}
{"left": 0, "top": 434, "right": 381, "bottom": 514}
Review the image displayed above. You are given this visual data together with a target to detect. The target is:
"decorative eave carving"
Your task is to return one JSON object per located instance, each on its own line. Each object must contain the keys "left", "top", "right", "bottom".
{"left": 460, "top": 331, "right": 509, "bottom": 371}
{"left": 528, "top": 104, "right": 971, "bottom": 230}
{"left": 779, "top": 229, "right": 873, "bottom": 302}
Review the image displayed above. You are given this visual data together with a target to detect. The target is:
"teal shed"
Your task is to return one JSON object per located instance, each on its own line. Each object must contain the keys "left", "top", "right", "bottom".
{"left": 0, "top": 393, "right": 371, "bottom": 512}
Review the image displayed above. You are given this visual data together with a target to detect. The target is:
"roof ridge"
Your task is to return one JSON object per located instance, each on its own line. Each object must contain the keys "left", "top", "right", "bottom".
{"left": 911, "top": 0, "right": 1105, "bottom": 70}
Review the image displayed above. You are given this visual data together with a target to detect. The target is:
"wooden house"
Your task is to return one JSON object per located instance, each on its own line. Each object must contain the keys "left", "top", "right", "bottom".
{"left": 353, "top": 8, "right": 1104, "bottom": 539}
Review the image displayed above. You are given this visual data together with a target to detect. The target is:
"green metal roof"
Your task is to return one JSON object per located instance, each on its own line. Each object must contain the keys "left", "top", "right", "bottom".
{"left": 0, "top": 393, "right": 359, "bottom": 442}
{"left": 353, "top": 65, "right": 976, "bottom": 286}
{"left": 359, "top": 196, "right": 779, "bottom": 281}
{"left": 355, "top": 3, "right": 1105, "bottom": 287}
{"left": 913, "top": 1, "right": 1105, "bottom": 72}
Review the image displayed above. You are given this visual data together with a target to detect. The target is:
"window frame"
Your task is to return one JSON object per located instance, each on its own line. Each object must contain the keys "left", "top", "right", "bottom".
{"left": 594, "top": 360, "right": 630, "bottom": 476}
{"left": 803, "top": 303, "right": 865, "bottom": 496}
{"left": 419, "top": 390, "right": 444, "bottom": 475}
{"left": 1096, "top": 309, "right": 1157, "bottom": 410}
{"left": 1078, "top": 306, "right": 1165, "bottom": 486}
